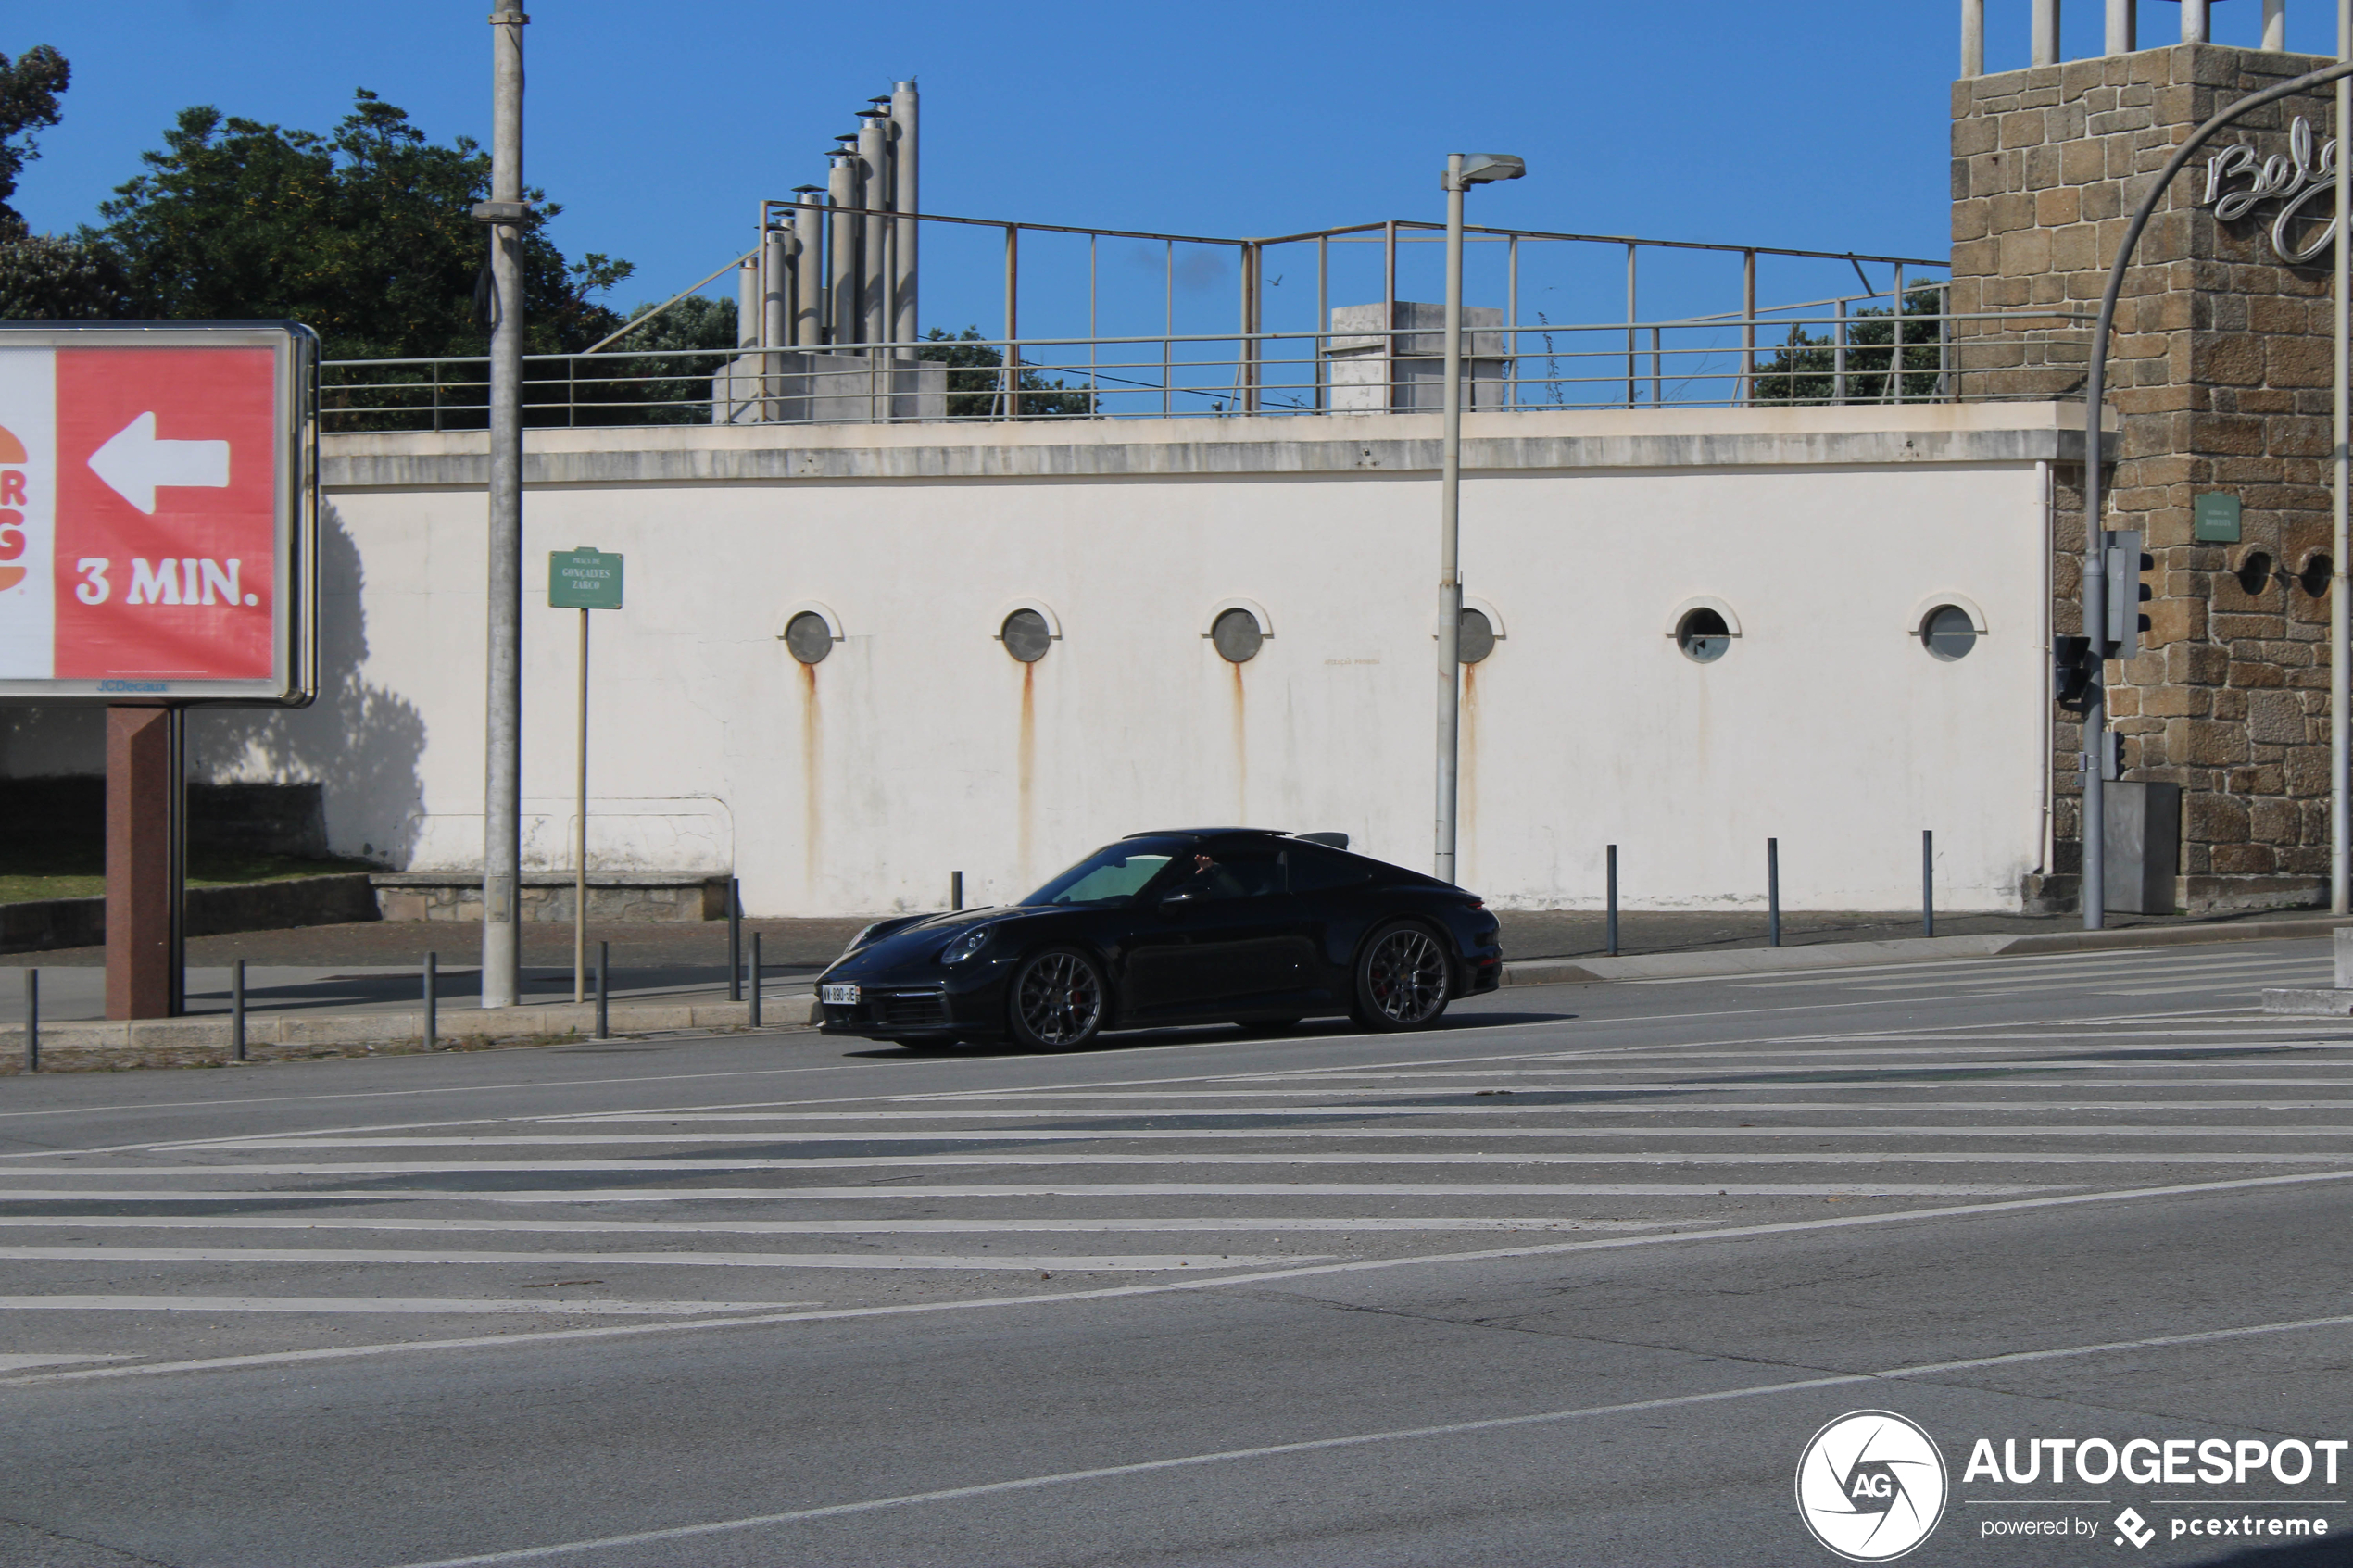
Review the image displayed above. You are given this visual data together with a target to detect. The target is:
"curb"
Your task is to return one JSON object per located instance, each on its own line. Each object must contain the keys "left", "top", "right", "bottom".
{"left": 0, "top": 995, "right": 823, "bottom": 1073}
{"left": 1499, "top": 913, "right": 2353, "bottom": 989}
{"left": 2259, "top": 987, "right": 2353, "bottom": 1017}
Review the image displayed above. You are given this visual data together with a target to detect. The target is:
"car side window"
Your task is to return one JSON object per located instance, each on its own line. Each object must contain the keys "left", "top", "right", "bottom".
{"left": 1285, "top": 847, "right": 1374, "bottom": 894}
{"left": 1177, "top": 847, "right": 1284, "bottom": 901}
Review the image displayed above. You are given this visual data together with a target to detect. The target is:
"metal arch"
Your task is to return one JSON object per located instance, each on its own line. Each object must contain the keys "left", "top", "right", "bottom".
{"left": 2079, "top": 55, "right": 2353, "bottom": 931}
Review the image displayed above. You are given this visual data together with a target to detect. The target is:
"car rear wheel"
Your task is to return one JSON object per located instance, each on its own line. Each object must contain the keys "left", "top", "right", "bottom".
{"left": 1008, "top": 947, "right": 1108, "bottom": 1051}
{"left": 1352, "top": 922, "right": 1450, "bottom": 1031}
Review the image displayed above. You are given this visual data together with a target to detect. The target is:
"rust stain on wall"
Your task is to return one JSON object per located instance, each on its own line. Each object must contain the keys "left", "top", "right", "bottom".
{"left": 799, "top": 659, "right": 821, "bottom": 890}
{"left": 1018, "top": 660, "right": 1037, "bottom": 884}
{"left": 1461, "top": 662, "right": 1479, "bottom": 885}
{"left": 1230, "top": 660, "right": 1248, "bottom": 823}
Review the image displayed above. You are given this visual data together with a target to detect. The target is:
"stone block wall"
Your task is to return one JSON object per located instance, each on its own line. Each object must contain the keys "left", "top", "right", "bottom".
{"left": 1952, "top": 43, "right": 2340, "bottom": 912}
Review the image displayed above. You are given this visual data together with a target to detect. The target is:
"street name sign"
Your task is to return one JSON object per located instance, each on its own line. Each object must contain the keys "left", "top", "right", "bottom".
{"left": 0, "top": 322, "right": 317, "bottom": 702}
{"left": 549, "top": 547, "right": 623, "bottom": 609}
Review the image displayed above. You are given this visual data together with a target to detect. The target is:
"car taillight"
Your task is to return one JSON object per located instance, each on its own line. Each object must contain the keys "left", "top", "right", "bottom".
{"left": 1466, "top": 899, "right": 1485, "bottom": 910}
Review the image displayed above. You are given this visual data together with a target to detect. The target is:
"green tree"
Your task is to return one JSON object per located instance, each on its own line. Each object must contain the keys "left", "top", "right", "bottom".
{"left": 93, "top": 90, "right": 630, "bottom": 362}
{"left": 0, "top": 232, "right": 133, "bottom": 319}
{"left": 590, "top": 294, "right": 739, "bottom": 424}
{"left": 0, "top": 43, "right": 69, "bottom": 241}
{"left": 918, "top": 326, "right": 1096, "bottom": 419}
{"left": 1751, "top": 286, "right": 1948, "bottom": 405}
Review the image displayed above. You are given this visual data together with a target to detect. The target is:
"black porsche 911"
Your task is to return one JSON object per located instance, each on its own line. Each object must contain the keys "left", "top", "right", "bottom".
{"left": 814, "top": 828, "right": 1503, "bottom": 1050}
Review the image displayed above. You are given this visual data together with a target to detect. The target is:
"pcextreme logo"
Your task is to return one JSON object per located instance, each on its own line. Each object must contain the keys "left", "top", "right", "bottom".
{"left": 1796, "top": 1411, "right": 1951, "bottom": 1562}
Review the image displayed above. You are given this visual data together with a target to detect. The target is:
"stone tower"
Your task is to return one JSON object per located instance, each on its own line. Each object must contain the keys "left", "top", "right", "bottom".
{"left": 1951, "top": 29, "right": 2339, "bottom": 911}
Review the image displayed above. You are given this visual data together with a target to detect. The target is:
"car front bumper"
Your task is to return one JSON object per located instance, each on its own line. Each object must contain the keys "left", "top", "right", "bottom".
{"left": 817, "top": 972, "right": 1010, "bottom": 1040}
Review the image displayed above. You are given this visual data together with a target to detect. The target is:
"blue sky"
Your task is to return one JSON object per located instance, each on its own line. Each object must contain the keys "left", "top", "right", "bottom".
{"left": 1, "top": 0, "right": 2314, "bottom": 345}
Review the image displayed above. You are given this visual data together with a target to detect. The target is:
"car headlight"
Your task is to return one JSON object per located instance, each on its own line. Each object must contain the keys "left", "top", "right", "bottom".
{"left": 939, "top": 925, "right": 994, "bottom": 965}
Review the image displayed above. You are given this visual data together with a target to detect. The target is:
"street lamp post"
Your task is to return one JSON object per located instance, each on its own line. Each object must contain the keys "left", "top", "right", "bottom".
{"left": 1436, "top": 152, "right": 1523, "bottom": 886}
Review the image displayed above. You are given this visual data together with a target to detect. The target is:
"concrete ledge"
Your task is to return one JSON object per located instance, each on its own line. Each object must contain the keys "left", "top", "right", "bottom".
{"left": 1500, "top": 913, "right": 2353, "bottom": 988}
{"left": 370, "top": 872, "right": 728, "bottom": 923}
{"left": 2260, "top": 987, "right": 2353, "bottom": 1016}
{"left": 0, "top": 997, "right": 822, "bottom": 1073}
{"left": 0, "top": 874, "right": 382, "bottom": 956}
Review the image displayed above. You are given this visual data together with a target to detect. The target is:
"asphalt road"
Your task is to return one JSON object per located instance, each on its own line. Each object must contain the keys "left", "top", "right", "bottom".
{"left": 0, "top": 938, "right": 2349, "bottom": 1567}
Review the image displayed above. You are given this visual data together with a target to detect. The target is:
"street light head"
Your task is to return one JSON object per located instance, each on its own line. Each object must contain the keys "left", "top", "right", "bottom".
{"left": 1460, "top": 154, "right": 1526, "bottom": 186}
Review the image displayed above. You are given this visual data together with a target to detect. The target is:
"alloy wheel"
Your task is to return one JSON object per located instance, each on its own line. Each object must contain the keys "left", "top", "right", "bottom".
{"left": 1365, "top": 928, "right": 1447, "bottom": 1024}
{"left": 1015, "top": 951, "right": 1104, "bottom": 1046}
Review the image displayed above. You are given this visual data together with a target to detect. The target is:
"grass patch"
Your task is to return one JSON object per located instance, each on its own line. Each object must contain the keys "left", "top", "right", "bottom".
{"left": 0, "top": 849, "right": 378, "bottom": 907}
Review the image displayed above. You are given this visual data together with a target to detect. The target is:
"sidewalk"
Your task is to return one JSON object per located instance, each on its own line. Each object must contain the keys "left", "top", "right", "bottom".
{"left": 1, "top": 905, "right": 2347, "bottom": 1073}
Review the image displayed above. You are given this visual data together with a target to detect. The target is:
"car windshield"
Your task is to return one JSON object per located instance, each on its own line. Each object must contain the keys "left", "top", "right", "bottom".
{"left": 1020, "top": 839, "right": 1186, "bottom": 907}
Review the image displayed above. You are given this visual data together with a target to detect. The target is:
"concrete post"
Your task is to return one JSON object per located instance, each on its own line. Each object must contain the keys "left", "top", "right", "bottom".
{"left": 827, "top": 155, "right": 859, "bottom": 346}
{"left": 891, "top": 81, "right": 919, "bottom": 351}
{"left": 791, "top": 190, "right": 824, "bottom": 347}
{"left": 858, "top": 116, "right": 890, "bottom": 351}
{"left": 2183, "top": 0, "right": 2210, "bottom": 42}
{"left": 2034, "top": 0, "right": 2062, "bottom": 65}
{"left": 104, "top": 706, "right": 179, "bottom": 1020}
{"left": 1963, "top": 0, "right": 1986, "bottom": 75}
{"left": 479, "top": 4, "right": 526, "bottom": 1009}
{"left": 2269, "top": 0, "right": 2289, "bottom": 50}
{"left": 2108, "top": 0, "right": 2136, "bottom": 54}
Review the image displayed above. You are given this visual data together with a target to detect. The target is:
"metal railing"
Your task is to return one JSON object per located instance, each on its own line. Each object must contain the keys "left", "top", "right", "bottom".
{"left": 318, "top": 297, "right": 2092, "bottom": 433}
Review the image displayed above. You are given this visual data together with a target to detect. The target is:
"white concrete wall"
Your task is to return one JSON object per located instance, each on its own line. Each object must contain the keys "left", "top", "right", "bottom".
{"left": 1, "top": 404, "right": 2082, "bottom": 915}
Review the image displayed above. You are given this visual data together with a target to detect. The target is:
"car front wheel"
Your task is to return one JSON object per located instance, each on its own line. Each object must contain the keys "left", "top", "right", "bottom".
{"left": 1008, "top": 947, "right": 1108, "bottom": 1051}
{"left": 1352, "top": 922, "right": 1451, "bottom": 1031}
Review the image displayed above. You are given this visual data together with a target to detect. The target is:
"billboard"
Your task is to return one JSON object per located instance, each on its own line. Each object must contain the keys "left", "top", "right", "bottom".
{"left": 0, "top": 322, "right": 316, "bottom": 702}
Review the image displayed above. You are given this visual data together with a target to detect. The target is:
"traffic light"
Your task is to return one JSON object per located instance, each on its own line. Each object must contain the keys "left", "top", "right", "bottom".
{"left": 2104, "top": 530, "right": 2152, "bottom": 660}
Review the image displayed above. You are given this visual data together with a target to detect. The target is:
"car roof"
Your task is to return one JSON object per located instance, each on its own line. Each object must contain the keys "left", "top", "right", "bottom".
{"left": 1122, "top": 828, "right": 1337, "bottom": 843}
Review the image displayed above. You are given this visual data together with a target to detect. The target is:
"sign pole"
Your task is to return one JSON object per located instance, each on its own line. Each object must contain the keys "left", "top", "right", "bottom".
{"left": 574, "top": 605, "right": 588, "bottom": 1004}
{"left": 477, "top": 5, "right": 527, "bottom": 1010}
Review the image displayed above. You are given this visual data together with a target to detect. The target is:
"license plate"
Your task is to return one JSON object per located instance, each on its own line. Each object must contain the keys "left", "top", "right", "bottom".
{"left": 820, "top": 984, "right": 860, "bottom": 1006}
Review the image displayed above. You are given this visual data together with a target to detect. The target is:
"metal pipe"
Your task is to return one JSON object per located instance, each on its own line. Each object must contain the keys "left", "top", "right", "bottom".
{"left": 423, "top": 951, "right": 437, "bottom": 1050}
{"left": 1923, "top": 831, "right": 1936, "bottom": 937}
{"left": 2034, "top": 0, "right": 2062, "bottom": 64}
{"left": 1741, "top": 250, "right": 1755, "bottom": 405}
{"left": 573, "top": 605, "right": 589, "bottom": 1003}
{"left": 1505, "top": 235, "right": 1517, "bottom": 407}
{"left": 827, "top": 156, "right": 859, "bottom": 346}
{"left": 749, "top": 931, "right": 762, "bottom": 1029}
{"left": 2183, "top": 0, "right": 2209, "bottom": 42}
{"left": 761, "top": 228, "right": 791, "bottom": 420}
{"left": 1317, "top": 234, "right": 1330, "bottom": 411}
{"left": 791, "top": 192, "right": 824, "bottom": 347}
{"left": 1834, "top": 298, "right": 1848, "bottom": 402}
{"left": 1605, "top": 847, "right": 1618, "bottom": 956}
{"left": 1892, "top": 262, "right": 1907, "bottom": 404}
{"left": 890, "top": 81, "right": 919, "bottom": 350}
{"left": 951, "top": 870, "right": 963, "bottom": 910}
{"left": 24, "top": 967, "right": 36, "bottom": 1073}
{"left": 595, "top": 940, "right": 609, "bottom": 1040}
{"left": 2109, "top": 0, "right": 2137, "bottom": 53}
{"left": 1768, "top": 839, "right": 1781, "bottom": 948}
{"left": 479, "top": 3, "right": 526, "bottom": 1010}
{"left": 736, "top": 257, "right": 759, "bottom": 349}
{"left": 2270, "top": 0, "right": 2290, "bottom": 51}
{"left": 2335, "top": 0, "right": 2349, "bottom": 915}
{"left": 1963, "top": 0, "right": 1986, "bottom": 75}
{"left": 1241, "top": 243, "right": 1259, "bottom": 413}
{"left": 1625, "top": 243, "right": 1637, "bottom": 409}
{"left": 726, "top": 877, "right": 742, "bottom": 999}
{"left": 1436, "top": 155, "right": 1466, "bottom": 884}
{"left": 1384, "top": 220, "right": 1397, "bottom": 407}
{"left": 858, "top": 116, "right": 889, "bottom": 350}
{"left": 1651, "top": 325, "right": 1662, "bottom": 407}
{"left": 1164, "top": 240, "right": 1173, "bottom": 419}
{"left": 232, "top": 958, "right": 245, "bottom": 1061}
{"left": 1003, "top": 225, "right": 1018, "bottom": 418}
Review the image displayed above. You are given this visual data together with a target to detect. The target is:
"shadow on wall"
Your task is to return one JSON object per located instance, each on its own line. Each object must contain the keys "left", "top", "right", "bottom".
{"left": 193, "top": 499, "right": 428, "bottom": 866}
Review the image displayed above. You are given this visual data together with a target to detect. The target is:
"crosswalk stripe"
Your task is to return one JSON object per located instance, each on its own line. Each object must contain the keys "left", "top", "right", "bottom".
{"left": 171, "top": 1125, "right": 2353, "bottom": 1147}
{"left": 0, "top": 1183, "right": 2064, "bottom": 1198}
{"left": 0, "top": 1215, "right": 1668, "bottom": 1236}
{"left": 0, "top": 1153, "right": 2338, "bottom": 1171}
{"left": 0, "top": 1296, "right": 819, "bottom": 1315}
{"left": 528, "top": 1099, "right": 2353, "bottom": 1120}
{"left": 0, "top": 1247, "right": 1306, "bottom": 1271}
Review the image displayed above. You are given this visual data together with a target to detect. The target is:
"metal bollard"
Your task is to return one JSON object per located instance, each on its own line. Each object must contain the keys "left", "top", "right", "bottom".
{"left": 22, "top": 968, "right": 35, "bottom": 1074}
{"left": 595, "top": 940, "right": 610, "bottom": 1040}
{"left": 232, "top": 959, "right": 246, "bottom": 1062}
{"left": 951, "top": 871, "right": 963, "bottom": 911}
{"left": 1605, "top": 846, "right": 1619, "bottom": 958}
{"left": 727, "top": 875, "right": 742, "bottom": 1002}
{"left": 1768, "top": 838, "right": 1781, "bottom": 948}
{"left": 749, "top": 931, "right": 762, "bottom": 1029}
{"left": 1922, "top": 830, "right": 1935, "bottom": 938}
{"left": 423, "top": 952, "right": 438, "bottom": 1050}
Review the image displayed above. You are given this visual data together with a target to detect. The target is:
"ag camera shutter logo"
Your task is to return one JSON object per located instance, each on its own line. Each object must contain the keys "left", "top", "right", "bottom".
{"left": 1795, "top": 1411, "right": 1949, "bottom": 1561}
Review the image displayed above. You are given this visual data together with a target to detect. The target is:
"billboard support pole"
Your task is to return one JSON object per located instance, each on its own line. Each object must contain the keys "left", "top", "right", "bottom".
{"left": 477, "top": 6, "right": 527, "bottom": 1009}
{"left": 104, "top": 705, "right": 182, "bottom": 1019}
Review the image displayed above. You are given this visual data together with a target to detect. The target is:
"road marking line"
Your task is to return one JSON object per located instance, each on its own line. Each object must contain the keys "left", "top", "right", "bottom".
{"left": 1733, "top": 956, "right": 2327, "bottom": 991}
{"left": 379, "top": 1304, "right": 2353, "bottom": 1568}
{"left": 5, "top": 1153, "right": 2347, "bottom": 1173}
{"left": 8, "top": 1168, "right": 2348, "bottom": 1397}
{"left": 0, "top": 1352, "right": 138, "bottom": 1370}
{"left": 528, "top": 1098, "right": 2353, "bottom": 1121}
{"left": 0, "top": 1215, "right": 1670, "bottom": 1236}
{"left": 0, "top": 1246, "right": 1302, "bottom": 1271}
{"left": 141, "top": 1124, "right": 2353, "bottom": 1146}
{"left": 0, "top": 1183, "right": 2057, "bottom": 1200}
{"left": 0, "top": 1296, "right": 819, "bottom": 1315}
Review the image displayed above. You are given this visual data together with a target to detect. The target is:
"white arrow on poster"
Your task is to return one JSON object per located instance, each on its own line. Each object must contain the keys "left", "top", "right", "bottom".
{"left": 85, "top": 411, "right": 232, "bottom": 515}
